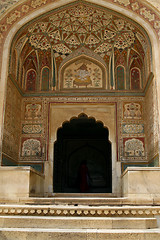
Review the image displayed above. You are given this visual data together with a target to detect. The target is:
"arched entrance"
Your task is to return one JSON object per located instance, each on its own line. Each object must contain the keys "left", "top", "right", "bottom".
{"left": 53, "top": 113, "right": 112, "bottom": 193}
{"left": 0, "top": 0, "right": 159, "bottom": 197}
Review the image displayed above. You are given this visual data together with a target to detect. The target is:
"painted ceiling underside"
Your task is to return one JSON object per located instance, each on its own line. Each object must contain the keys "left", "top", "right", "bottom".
{"left": 28, "top": 6, "right": 140, "bottom": 52}
{"left": 10, "top": 2, "right": 152, "bottom": 94}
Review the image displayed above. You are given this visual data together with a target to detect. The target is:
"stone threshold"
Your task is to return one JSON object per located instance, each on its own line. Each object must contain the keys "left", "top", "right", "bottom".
{"left": 19, "top": 195, "right": 160, "bottom": 206}
{"left": 51, "top": 193, "right": 117, "bottom": 197}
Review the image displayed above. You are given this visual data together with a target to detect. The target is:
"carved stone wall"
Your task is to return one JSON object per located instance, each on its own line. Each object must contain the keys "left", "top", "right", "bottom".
{"left": 2, "top": 77, "right": 151, "bottom": 167}
{"left": 2, "top": 74, "right": 159, "bottom": 175}
{"left": 2, "top": 77, "right": 22, "bottom": 161}
{"left": 145, "top": 80, "right": 159, "bottom": 161}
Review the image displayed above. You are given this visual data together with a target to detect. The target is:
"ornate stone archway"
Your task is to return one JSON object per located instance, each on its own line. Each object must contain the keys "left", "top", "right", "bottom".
{"left": 54, "top": 113, "right": 112, "bottom": 193}
{"left": 0, "top": 0, "right": 159, "bottom": 195}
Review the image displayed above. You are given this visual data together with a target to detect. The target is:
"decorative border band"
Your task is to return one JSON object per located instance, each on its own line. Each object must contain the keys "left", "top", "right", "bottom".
{"left": 0, "top": 205, "right": 159, "bottom": 217}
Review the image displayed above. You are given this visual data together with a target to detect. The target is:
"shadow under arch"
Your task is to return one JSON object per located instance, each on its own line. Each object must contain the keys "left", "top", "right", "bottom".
{"left": 53, "top": 113, "right": 112, "bottom": 193}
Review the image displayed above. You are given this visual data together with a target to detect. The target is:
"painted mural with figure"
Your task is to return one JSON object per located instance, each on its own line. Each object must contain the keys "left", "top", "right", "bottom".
{"left": 63, "top": 59, "right": 103, "bottom": 89}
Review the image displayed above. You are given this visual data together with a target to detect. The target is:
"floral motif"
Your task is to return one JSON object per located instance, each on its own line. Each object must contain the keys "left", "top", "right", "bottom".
{"left": 0, "top": 25, "right": 7, "bottom": 32}
{"left": 7, "top": 10, "right": 21, "bottom": 25}
{"left": 53, "top": 44, "right": 72, "bottom": 55}
{"left": 114, "top": 0, "right": 130, "bottom": 7}
{"left": 31, "top": 0, "right": 47, "bottom": 8}
{"left": 122, "top": 124, "right": 144, "bottom": 134}
{"left": 21, "top": 5, "right": 29, "bottom": 13}
{"left": 124, "top": 138, "right": 145, "bottom": 157}
{"left": 22, "top": 124, "right": 42, "bottom": 134}
{"left": 21, "top": 139, "right": 41, "bottom": 157}
{"left": 140, "top": 8, "right": 155, "bottom": 22}
{"left": 25, "top": 103, "right": 42, "bottom": 119}
{"left": 131, "top": 2, "right": 139, "bottom": 11}
{"left": 154, "top": 21, "right": 160, "bottom": 29}
{"left": 94, "top": 43, "right": 112, "bottom": 53}
{"left": 123, "top": 102, "right": 142, "bottom": 119}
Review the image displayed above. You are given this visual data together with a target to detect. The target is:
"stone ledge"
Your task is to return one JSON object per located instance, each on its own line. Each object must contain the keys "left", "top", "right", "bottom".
{"left": 0, "top": 166, "right": 44, "bottom": 199}
{"left": 0, "top": 204, "right": 159, "bottom": 217}
{"left": 122, "top": 167, "right": 160, "bottom": 178}
{"left": 0, "top": 216, "right": 157, "bottom": 229}
{"left": 0, "top": 166, "right": 44, "bottom": 178}
{"left": 122, "top": 167, "right": 160, "bottom": 199}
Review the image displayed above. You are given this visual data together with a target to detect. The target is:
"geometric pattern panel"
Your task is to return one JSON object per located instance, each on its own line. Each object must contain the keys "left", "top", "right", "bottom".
{"left": 22, "top": 124, "right": 42, "bottom": 134}
{"left": 28, "top": 4, "right": 137, "bottom": 53}
{"left": 10, "top": 2, "right": 151, "bottom": 93}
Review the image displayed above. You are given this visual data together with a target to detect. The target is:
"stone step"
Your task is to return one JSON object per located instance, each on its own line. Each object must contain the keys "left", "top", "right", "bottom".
{"left": 20, "top": 195, "right": 158, "bottom": 205}
{"left": 22, "top": 196, "right": 125, "bottom": 205}
{"left": 0, "top": 228, "right": 160, "bottom": 240}
{"left": 0, "top": 216, "right": 157, "bottom": 229}
{"left": 52, "top": 193, "right": 117, "bottom": 197}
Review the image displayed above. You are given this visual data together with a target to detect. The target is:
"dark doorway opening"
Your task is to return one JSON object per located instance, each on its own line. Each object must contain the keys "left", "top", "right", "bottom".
{"left": 53, "top": 113, "right": 112, "bottom": 193}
